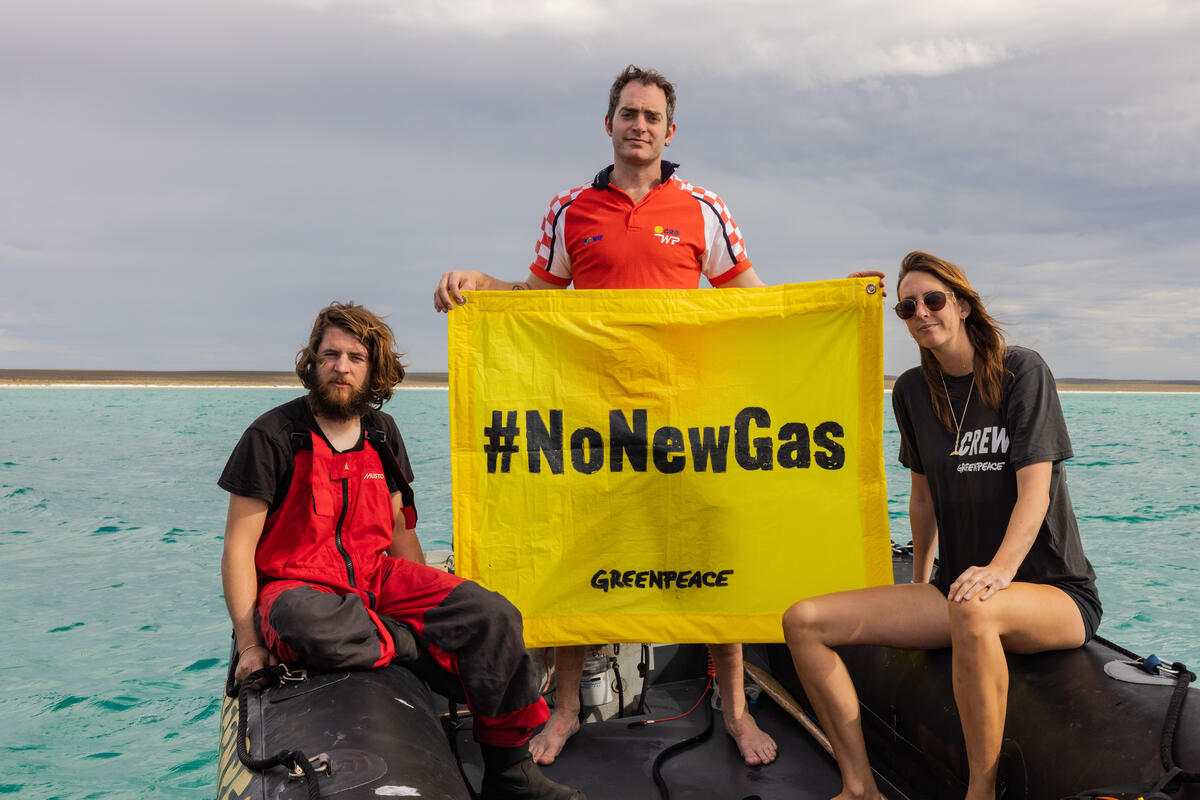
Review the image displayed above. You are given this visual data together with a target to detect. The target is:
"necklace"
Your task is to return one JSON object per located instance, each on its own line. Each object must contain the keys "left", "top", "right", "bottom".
{"left": 940, "top": 372, "right": 974, "bottom": 457}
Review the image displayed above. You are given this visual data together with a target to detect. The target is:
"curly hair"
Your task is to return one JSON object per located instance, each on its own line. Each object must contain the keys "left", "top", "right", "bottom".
{"left": 295, "top": 302, "right": 406, "bottom": 409}
{"left": 897, "top": 251, "right": 1007, "bottom": 432}
{"left": 607, "top": 64, "right": 677, "bottom": 126}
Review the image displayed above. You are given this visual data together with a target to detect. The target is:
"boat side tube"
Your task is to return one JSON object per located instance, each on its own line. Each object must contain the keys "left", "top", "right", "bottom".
{"left": 766, "top": 553, "right": 1200, "bottom": 800}
{"left": 218, "top": 662, "right": 471, "bottom": 800}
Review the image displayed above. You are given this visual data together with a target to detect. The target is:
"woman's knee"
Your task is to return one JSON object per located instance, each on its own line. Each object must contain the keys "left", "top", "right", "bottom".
{"left": 782, "top": 598, "right": 822, "bottom": 643}
{"left": 947, "top": 595, "right": 999, "bottom": 642}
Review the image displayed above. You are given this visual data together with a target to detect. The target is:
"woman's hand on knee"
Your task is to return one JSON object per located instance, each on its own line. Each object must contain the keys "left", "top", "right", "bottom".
{"left": 949, "top": 564, "right": 1013, "bottom": 603}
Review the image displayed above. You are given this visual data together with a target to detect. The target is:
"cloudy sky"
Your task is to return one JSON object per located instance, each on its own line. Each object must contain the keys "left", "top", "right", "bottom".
{"left": 2, "top": 0, "right": 1198, "bottom": 378}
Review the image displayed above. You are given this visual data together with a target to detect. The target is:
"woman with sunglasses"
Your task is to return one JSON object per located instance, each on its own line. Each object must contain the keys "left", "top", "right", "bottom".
{"left": 783, "top": 251, "right": 1100, "bottom": 800}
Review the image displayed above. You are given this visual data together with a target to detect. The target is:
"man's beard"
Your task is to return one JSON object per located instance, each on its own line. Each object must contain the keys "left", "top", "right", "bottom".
{"left": 308, "top": 378, "right": 371, "bottom": 422}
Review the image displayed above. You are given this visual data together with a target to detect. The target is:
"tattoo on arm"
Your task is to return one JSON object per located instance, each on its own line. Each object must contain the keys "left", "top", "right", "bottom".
{"left": 512, "top": 283, "right": 527, "bottom": 291}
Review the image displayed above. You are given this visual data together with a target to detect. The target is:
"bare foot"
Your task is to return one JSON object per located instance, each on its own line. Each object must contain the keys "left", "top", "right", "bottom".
{"left": 529, "top": 712, "right": 581, "bottom": 765}
{"left": 724, "top": 710, "right": 777, "bottom": 766}
{"left": 964, "top": 782, "right": 997, "bottom": 800}
{"left": 831, "top": 791, "right": 882, "bottom": 800}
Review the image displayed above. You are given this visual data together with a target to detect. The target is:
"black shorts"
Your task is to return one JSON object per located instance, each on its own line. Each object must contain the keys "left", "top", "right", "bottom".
{"left": 933, "top": 579, "right": 1101, "bottom": 643}
{"left": 1057, "top": 583, "right": 1102, "bottom": 644}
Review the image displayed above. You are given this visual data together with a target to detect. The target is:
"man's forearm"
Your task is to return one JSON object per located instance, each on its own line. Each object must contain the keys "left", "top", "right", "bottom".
{"left": 909, "top": 505, "right": 938, "bottom": 583}
{"left": 222, "top": 551, "right": 262, "bottom": 649}
{"left": 389, "top": 527, "right": 425, "bottom": 564}
{"left": 222, "top": 494, "right": 269, "bottom": 650}
{"left": 474, "top": 272, "right": 530, "bottom": 291}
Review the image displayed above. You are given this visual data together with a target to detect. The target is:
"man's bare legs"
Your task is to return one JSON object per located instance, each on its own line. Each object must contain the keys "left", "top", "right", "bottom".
{"left": 709, "top": 643, "right": 778, "bottom": 765}
{"left": 531, "top": 643, "right": 778, "bottom": 767}
{"left": 530, "top": 645, "right": 585, "bottom": 765}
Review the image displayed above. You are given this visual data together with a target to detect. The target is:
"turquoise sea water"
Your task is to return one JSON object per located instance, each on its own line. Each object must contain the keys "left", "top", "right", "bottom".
{"left": 1, "top": 387, "right": 1197, "bottom": 798}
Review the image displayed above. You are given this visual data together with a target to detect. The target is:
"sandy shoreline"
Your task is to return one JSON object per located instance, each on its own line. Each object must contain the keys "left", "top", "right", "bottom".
{"left": 0, "top": 370, "right": 449, "bottom": 388}
{"left": 1, "top": 370, "right": 1197, "bottom": 392}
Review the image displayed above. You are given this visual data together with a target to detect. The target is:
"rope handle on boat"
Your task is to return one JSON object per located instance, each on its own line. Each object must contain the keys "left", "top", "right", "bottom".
{"left": 1070, "top": 659, "right": 1197, "bottom": 799}
{"left": 1158, "top": 661, "right": 1198, "bottom": 783}
{"left": 288, "top": 753, "right": 332, "bottom": 781}
{"left": 1133, "top": 653, "right": 1187, "bottom": 678}
{"left": 235, "top": 663, "right": 327, "bottom": 800}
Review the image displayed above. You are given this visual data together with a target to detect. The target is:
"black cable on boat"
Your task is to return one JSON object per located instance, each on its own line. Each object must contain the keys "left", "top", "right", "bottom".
{"left": 613, "top": 659, "right": 626, "bottom": 717}
{"left": 648, "top": 683, "right": 714, "bottom": 800}
{"left": 634, "top": 654, "right": 716, "bottom": 800}
{"left": 636, "top": 643, "right": 651, "bottom": 716}
{"left": 234, "top": 664, "right": 327, "bottom": 800}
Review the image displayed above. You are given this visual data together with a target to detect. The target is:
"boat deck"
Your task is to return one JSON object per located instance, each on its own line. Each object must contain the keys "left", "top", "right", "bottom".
{"left": 454, "top": 645, "right": 911, "bottom": 800}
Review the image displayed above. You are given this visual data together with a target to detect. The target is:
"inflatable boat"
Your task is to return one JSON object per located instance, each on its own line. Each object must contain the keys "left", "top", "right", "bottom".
{"left": 217, "top": 549, "right": 1198, "bottom": 799}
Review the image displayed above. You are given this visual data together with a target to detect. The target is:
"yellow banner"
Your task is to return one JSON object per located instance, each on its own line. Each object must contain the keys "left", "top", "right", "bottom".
{"left": 448, "top": 280, "right": 890, "bottom": 646}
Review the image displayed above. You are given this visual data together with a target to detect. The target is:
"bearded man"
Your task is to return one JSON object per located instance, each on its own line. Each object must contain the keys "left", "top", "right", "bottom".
{"left": 219, "top": 302, "right": 584, "bottom": 800}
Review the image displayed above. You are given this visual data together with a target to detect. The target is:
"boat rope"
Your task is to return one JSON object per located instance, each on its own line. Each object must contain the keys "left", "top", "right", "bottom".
{"left": 1065, "top": 657, "right": 1197, "bottom": 799}
{"left": 232, "top": 663, "right": 330, "bottom": 800}
{"left": 1159, "top": 660, "right": 1198, "bottom": 783}
{"left": 1092, "top": 643, "right": 1198, "bottom": 785}
{"left": 1092, "top": 633, "right": 1141, "bottom": 661}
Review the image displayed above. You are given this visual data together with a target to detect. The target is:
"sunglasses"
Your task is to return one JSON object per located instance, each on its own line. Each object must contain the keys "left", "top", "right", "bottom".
{"left": 894, "top": 291, "right": 956, "bottom": 320}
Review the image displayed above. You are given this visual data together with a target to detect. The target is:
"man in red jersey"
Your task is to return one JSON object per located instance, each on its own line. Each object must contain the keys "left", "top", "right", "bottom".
{"left": 220, "top": 302, "right": 585, "bottom": 800}
{"left": 434, "top": 66, "right": 764, "bottom": 301}
{"left": 434, "top": 65, "right": 882, "bottom": 768}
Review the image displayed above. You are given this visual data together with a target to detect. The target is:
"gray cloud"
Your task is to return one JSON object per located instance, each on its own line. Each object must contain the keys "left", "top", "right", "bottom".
{"left": 1, "top": 0, "right": 1197, "bottom": 377}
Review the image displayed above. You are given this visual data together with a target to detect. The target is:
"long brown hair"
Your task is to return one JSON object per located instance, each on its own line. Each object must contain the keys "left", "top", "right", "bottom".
{"left": 897, "top": 251, "right": 1007, "bottom": 431}
{"left": 295, "top": 302, "right": 406, "bottom": 409}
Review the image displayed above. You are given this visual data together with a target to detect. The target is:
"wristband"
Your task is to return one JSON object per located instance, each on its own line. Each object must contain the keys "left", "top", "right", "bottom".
{"left": 239, "top": 643, "right": 267, "bottom": 657}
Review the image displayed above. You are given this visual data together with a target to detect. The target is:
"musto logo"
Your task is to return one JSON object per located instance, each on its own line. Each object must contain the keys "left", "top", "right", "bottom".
{"left": 482, "top": 407, "right": 845, "bottom": 475}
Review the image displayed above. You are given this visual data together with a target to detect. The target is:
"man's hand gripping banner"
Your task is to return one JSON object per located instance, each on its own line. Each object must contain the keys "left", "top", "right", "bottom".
{"left": 448, "top": 280, "right": 890, "bottom": 646}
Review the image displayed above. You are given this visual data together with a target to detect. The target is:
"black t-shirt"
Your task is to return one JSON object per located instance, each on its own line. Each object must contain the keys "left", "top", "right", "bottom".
{"left": 218, "top": 396, "right": 414, "bottom": 514}
{"left": 892, "top": 347, "right": 1099, "bottom": 611}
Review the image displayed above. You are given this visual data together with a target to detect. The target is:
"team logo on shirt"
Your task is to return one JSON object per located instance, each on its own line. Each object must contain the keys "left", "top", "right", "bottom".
{"left": 953, "top": 425, "right": 1009, "bottom": 473}
{"left": 955, "top": 426, "right": 1010, "bottom": 457}
{"left": 654, "top": 225, "right": 680, "bottom": 245}
{"left": 580, "top": 234, "right": 604, "bottom": 246}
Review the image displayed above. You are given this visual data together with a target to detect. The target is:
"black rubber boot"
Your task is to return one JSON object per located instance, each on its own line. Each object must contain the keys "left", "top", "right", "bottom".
{"left": 479, "top": 744, "right": 587, "bottom": 800}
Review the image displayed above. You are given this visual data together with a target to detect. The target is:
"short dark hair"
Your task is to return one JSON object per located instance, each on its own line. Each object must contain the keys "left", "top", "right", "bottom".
{"left": 295, "top": 301, "right": 406, "bottom": 408}
{"left": 607, "top": 65, "right": 676, "bottom": 126}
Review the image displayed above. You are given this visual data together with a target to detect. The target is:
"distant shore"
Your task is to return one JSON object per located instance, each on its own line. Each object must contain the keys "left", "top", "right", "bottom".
{"left": 1, "top": 370, "right": 1198, "bottom": 392}
{"left": 0, "top": 370, "right": 448, "bottom": 388}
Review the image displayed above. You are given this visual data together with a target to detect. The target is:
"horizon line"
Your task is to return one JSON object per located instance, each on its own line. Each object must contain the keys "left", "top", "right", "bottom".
{"left": 2, "top": 369, "right": 1198, "bottom": 391}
